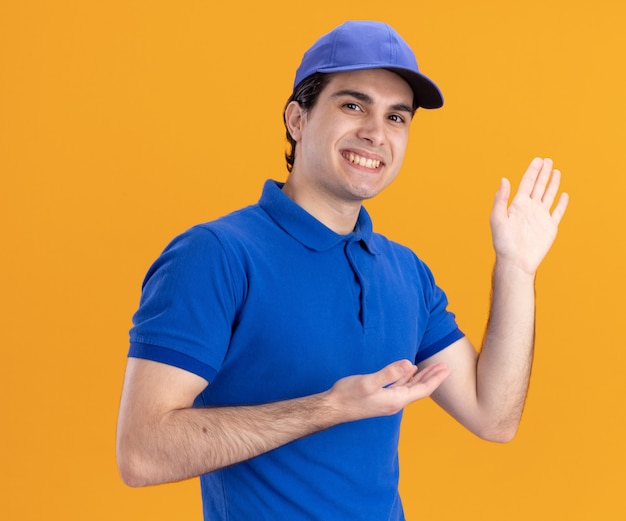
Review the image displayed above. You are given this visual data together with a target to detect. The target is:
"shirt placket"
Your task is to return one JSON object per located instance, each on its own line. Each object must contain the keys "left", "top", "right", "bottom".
{"left": 343, "top": 237, "right": 370, "bottom": 331}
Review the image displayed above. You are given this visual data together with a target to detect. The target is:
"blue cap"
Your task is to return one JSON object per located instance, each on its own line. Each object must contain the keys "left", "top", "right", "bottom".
{"left": 294, "top": 21, "right": 443, "bottom": 109}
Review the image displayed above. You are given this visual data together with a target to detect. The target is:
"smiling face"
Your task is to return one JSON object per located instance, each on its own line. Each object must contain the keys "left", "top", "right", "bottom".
{"left": 283, "top": 69, "right": 414, "bottom": 220}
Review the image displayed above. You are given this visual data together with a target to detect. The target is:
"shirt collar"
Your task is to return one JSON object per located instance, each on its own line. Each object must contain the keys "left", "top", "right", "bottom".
{"left": 258, "top": 180, "right": 379, "bottom": 254}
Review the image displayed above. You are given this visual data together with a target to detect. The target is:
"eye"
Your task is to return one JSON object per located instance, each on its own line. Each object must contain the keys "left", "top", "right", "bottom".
{"left": 343, "top": 102, "right": 361, "bottom": 111}
{"left": 388, "top": 114, "right": 405, "bottom": 124}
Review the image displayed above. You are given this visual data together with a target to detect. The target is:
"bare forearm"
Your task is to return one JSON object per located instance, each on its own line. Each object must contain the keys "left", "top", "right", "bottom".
{"left": 118, "top": 391, "right": 336, "bottom": 487}
{"left": 429, "top": 159, "right": 567, "bottom": 442}
{"left": 476, "top": 259, "right": 536, "bottom": 438}
{"left": 478, "top": 158, "right": 567, "bottom": 434}
{"left": 117, "top": 359, "right": 450, "bottom": 487}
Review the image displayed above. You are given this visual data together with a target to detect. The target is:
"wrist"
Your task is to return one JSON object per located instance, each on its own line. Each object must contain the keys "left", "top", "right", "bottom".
{"left": 493, "top": 256, "right": 538, "bottom": 282}
{"left": 315, "top": 388, "right": 349, "bottom": 426}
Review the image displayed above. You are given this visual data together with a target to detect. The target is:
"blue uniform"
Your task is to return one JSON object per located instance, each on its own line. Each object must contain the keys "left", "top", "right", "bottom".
{"left": 129, "top": 180, "right": 464, "bottom": 520}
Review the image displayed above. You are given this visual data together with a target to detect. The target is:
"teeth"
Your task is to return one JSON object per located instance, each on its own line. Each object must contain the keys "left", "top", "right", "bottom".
{"left": 346, "top": 152, "right": 381, "bottom": 169}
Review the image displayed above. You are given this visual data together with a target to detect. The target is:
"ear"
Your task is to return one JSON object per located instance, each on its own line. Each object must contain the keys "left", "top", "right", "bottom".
{"left": 285, "top": 100, "right": 305, "bottom": 142}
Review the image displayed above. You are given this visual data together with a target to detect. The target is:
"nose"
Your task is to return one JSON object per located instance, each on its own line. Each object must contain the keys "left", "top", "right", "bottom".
{"left": 357, "top": 114, "right": 385, "bottom": 146}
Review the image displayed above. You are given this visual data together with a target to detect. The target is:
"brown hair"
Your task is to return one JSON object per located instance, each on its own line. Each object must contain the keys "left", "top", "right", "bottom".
{"left": 282, "top": 73, "right": 332, "bottom": 172}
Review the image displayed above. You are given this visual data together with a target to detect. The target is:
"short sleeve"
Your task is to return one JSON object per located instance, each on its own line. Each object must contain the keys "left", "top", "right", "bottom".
{"left": 129, "top": 225, "right": 242, "bottom": 382}
{"left": 414, "top": 260, "right": 465, "bottom": 364}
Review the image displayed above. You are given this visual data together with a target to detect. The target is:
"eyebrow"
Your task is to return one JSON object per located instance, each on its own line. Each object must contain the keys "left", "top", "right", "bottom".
{"left": 330, "top": 89, "right": 414, "bottom": 115}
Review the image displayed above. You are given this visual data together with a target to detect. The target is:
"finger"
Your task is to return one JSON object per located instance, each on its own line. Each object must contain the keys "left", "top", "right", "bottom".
{"left": 530, "top": 158, "right": 554, "bottom": 200}
{"left": 540, "top": 168, "right": 561, "bottom": 208}
{"left": 396, "top": 364, "right": 419, "bottom": 385}
{"left": 517, "top": 157, "right": 544, "bottom": 196}
{"left": 407, "top": 363, "right": 450, "bottom": 394}
{"left": 550, "top": 192, "right": 569, "bottom": 225}
{"left": 376, "top": 360, "right": 417, "bottom": 389}
{"left": 408, "top": 363, "right": 449, "bottom": 385}
{"left": 386, "top": 364, "right": 418, "bottom": 388}
{"left": 421, "top": 362, "right": 449, "bottom": 376}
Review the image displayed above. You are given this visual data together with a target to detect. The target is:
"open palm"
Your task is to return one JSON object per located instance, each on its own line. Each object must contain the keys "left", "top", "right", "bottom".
{"left": 490, "top": 158, "right": 569, "bottom": 275}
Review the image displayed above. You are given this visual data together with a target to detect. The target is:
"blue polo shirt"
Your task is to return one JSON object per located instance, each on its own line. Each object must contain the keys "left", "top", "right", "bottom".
{"left": 129, "top": 179, "right": 464, "bottom": 520}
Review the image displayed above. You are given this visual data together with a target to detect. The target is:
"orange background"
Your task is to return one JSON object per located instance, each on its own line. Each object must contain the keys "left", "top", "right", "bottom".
{"left": 2, "top": 1, "right": 625, "bottom": 519}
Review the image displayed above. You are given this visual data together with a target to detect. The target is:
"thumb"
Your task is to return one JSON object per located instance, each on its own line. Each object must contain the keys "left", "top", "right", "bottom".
{"left": 492, "top": 177, "right": 511, "bottom": 222}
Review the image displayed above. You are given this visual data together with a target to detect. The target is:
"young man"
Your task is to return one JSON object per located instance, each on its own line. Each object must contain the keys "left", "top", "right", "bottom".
{"left": 117, "top": 21, "right": 568, "bottom": 520}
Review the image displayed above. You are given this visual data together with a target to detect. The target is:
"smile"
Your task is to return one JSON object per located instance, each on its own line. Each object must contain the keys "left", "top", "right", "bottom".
{"left": 343, "top": 152, "right": 382, "bottom": 169}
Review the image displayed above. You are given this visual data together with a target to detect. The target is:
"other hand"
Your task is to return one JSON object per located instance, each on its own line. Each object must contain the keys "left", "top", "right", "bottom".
{"left": 490, "top": 157, "right": 569, "bottom": 275}
{"left": 327, "top": 360, "right": 450, "bottom": 422}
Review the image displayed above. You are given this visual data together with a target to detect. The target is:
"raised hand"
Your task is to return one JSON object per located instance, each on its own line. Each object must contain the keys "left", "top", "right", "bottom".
{"left": 490, "top": 158, "right": 569, "bottom": 276}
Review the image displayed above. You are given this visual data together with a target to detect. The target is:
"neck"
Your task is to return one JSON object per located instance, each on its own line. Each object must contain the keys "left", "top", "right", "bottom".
{"left": 282, "top": 176, "right": 361, "bottom": 235}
